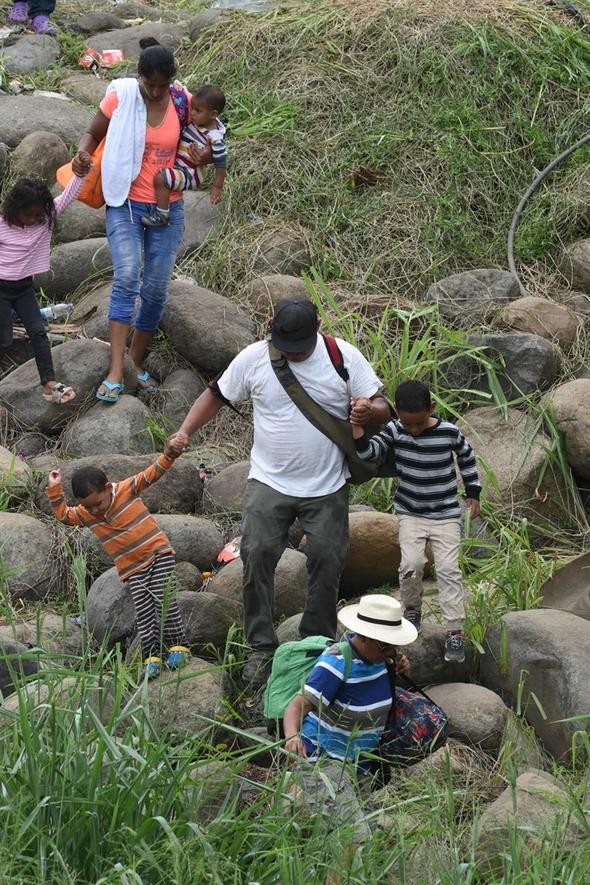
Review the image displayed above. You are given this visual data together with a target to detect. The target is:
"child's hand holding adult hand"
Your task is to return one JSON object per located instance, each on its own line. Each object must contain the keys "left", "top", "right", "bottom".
{"left": 47, "top": 469, "right": 62, "bottom": 487}
{"left": 466, "top": 498, "right": 480, "bottom": 519}
{"left": 350, "top": 396, "right": 373, "bottom": 426}
{"left": 165, "top": 432, "right": 188, "bottom": 459}
{"left": 72, "top": 150, "right": 92, "bottom": 177}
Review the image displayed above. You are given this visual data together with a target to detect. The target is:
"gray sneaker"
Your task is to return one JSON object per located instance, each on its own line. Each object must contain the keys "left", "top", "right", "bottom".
{"left": 141, "top": 208, "right": 169, "bottom": 227}
{"left": 444, "top": 631, "right": 465, "bottom": 663}
{"left": 404, "top": 608, "right": 422, "bottom": 634}
{"left": 242, "top": 651, "right": 274, "bottom": 688}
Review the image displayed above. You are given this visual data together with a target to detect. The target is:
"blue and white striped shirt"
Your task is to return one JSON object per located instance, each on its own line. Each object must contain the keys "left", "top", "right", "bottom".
{"left": 355, "top": 418, "right": 481, "bottom": 519}
{"left": 301, "top": 640, "right": 392, "bottom": 763}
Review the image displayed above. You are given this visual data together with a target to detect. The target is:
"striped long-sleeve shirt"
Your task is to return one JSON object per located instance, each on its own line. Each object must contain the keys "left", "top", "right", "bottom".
{"left": 0, "top": 174, "right": 85, "bottom": 281}
{"left": 301, "top": 640, "right": 392, "bottom": 764}
{"left": 46, "top": 455, "right": 175, "bottom": 581}
{"left": 355, "top": 418, "right": 481, "bottom": 519}
{"left": 175, "top": 120, "right": 227, "bottom": 185}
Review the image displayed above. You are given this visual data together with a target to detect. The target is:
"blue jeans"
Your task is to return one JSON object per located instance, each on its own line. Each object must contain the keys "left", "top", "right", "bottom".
{"left": 106, "top": 199, "right": 184, "bottom": 332}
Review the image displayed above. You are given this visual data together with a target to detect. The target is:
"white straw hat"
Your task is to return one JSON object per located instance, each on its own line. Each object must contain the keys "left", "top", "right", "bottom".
{"left": 338, "top": 594, "right": 418, "bottom": 646}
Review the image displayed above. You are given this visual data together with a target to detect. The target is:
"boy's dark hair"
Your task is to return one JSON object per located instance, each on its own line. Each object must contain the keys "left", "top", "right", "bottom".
{"left": 1, "top": 178, "right": 56, "bottom": 228}
{"left": 395, "top": 380, "right": 432, "bottom": 413}
{"left": 138, "top": 37, "right": 177, "bottom": 80}
{"left": 194, "top": 85, "right": 226, "bottom": 113}
{"left": 71, "top": 466, "right": 108, "bottom": 499}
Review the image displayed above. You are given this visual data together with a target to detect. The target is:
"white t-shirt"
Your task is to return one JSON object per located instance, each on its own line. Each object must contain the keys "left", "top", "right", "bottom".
{"left": 217, "top": 336, "right": 382, "bottom": 497}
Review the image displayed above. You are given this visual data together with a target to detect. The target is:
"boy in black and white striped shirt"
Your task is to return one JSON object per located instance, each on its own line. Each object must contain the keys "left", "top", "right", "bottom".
{"left": 351, "top": 380, "right": 481, "bottom": 663}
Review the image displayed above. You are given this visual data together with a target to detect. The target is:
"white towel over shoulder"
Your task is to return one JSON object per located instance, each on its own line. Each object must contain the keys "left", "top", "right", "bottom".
{"left": 101, "top": 79, "right": 147, "bottom": 208}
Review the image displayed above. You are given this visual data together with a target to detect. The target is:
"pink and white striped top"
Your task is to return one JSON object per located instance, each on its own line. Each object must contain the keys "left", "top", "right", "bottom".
{"left": 0, "top": 175, "right": 86, "bottom": 281}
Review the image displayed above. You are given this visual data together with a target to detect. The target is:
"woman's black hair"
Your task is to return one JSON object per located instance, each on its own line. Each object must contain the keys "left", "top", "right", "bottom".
{"left": 137, "top": 37, "right": 177, "bottom": 80}
{"left": 1, "top": 178, "right": 56, "bottom": 228}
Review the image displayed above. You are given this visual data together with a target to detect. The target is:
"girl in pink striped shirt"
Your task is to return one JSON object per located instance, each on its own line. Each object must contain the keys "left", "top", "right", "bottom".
{"left": 0, "top": 150, "right": 91, "bottom": 403}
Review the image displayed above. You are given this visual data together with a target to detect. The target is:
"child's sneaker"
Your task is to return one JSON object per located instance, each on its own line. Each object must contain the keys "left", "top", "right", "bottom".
{"left": 141, "top": 656, "right": 162, "bottom": 679}
{"left": 444, "top": 631, "right": 465, "bottom": 663}
{"left": 166, "top": 645, "right": 191, "bottom": 670}
{"left": 141, "top": 208, "right": 170, "bottom": 227}
{"left": 404, "top": 608, "right": 422, "bottom": 634}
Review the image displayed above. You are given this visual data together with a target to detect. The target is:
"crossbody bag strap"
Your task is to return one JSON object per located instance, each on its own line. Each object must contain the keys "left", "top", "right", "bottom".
{"left": 268, "top": 340, "right": 359, "bottom": 458}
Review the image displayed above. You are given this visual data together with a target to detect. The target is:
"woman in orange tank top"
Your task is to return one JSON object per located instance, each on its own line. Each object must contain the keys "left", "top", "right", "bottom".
{"left": 79, "top": 38, "right": 211, "bottom": 404}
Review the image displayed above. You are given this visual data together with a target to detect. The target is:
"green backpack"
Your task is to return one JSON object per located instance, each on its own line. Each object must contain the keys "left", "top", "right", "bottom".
{"left": 263, "top": 635, "right": 353, "bottom": 730}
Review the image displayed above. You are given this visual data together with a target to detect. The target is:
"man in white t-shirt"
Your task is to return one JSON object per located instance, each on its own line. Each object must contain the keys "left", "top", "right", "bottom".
{"left": 167, "top": 299, "right": 392, "bottom": 686}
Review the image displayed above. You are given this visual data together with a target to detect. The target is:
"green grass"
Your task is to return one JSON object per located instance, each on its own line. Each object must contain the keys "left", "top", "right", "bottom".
{"left": 174, "top": 0, "right": 590, "bottom": 298}
{"left": 1, "top": 649, "right": 589, "bottom": 884}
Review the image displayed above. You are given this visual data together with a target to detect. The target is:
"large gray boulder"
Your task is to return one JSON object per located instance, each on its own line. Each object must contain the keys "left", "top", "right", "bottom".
{"left": 475, "top": 770, "right": 584, "bottom": 874}
{"left": 60, "top": 72, "right": 109, "bottom": 106}
{"left": 0, "top": 640, "right": 40, "bottom": 697}
{"left": 12, "top": 131, "right": 69, "bottom": 183}
{"left": 540, "top": 552, "right": 590, "bottom": 620}
{"left": 188, "top": 9, "right": 227, "bottom": 40}
{"left": 177, "top": 591, "right": 242, "bottom": 655}
{"left": 154, "top": 515, "right": 223, "bottom": 570}
{"left": 0, "top": 95, "right": 93, "bottom": 148}
{"left": 61, "top": 395, "right": 155, "bottom": 457}
{"left": 209, "top": 548, "right": 308, "bottom": 620}
{"left": 424, "top": 269, "right": 520, "bottom": 323}
{"left": 55, "top": 198, "right": 106, "bottom": 243}
{"left": 501, "top": 296, "right": 580, "bottom": 351}
{"left": 426, "top": 683, "right": 509, "bottom": 751}
{"left": 466, "top": 332, "right": 560, "bottom": 398}
{"left": 86, "top": 568, "right": 136, "bottom": 647}
{"left": 71, "top": 11, "right": 125, "bottom": 34}
{"left": 179, "top": 191, "right": 219, "bottom": 256}
{"left": 70, "top": 282, "right": 111, "bottom": 339}
{"left": 252, "top": 227, "right": 313, "bottom": 276}
{"left": 154, "top": 368, "right": 207, "bottom": 429}
{"left": 480, "top": 609, "right": 590, "bottom": 762}
{"left": 161, "top": 278, "right": 255, "bottom": 375}
{"left": 559, "top": 237, "right": 590, "bottom": 290}
{"left": 205, "top": 461, "right": 250, "bottom": 513}
{"left": 34, "top": 238, "right": 112, "bottom": 300}
{"left": 0, "top": 613, "right": 84, "bottom": 659}
{"left": 241, "top": 274, "right": 310, "bottom": 313}
{"left": 340, "top": 511, "right": 402, "bottom": 596}
{"left": 88, "top": 22, "right": 184, "bottom": 58}
{"left": 543, "top": 379, "right": 590, "bottom": 480}
{"left": 144, "top": 657, "right": 225, "bottom": 739}
{"left": 0, "top": 338, "right": 119, "bottom": 434}
{"left": 4, "top": 34, "right": 60, "bottom": 75}
{"left": 34, "top": 453, "right": 203, "bottom": 516}
{"left": 383, "top": 622, "right": 473, "bottom": 686}
{"left": 0, "top": 513, "right": 54, "bottom": 600}
{"left": 458, "top": 407, "right": 569, "bottom": 528}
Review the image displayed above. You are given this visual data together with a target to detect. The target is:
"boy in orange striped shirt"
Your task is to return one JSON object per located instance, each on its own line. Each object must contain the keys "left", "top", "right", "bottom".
{"left": 46, "top": 444, "right": 190, "bottom": 679}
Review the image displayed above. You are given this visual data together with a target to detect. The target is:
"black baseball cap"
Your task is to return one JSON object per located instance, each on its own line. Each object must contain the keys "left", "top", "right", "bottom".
{"left": 271, "top": 298, "right": 318, "bottom": 353}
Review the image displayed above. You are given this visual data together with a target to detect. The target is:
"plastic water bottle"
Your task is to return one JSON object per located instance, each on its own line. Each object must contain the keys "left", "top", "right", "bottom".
{"left": 39, "top": 303, "right": 74, "bottom": 321}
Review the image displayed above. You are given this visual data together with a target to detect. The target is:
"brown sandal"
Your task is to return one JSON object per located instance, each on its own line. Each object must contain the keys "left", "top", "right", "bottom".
{"left": 42, "top": 383, "right": 76, "bottom": 404}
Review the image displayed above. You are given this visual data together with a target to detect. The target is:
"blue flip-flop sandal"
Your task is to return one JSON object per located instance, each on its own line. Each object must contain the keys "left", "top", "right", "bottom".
{"left": 96, "top": 380, "right": 125, "bottom": 403}
{"left": 136, "top": 370, "right": 158, "bottom": 394}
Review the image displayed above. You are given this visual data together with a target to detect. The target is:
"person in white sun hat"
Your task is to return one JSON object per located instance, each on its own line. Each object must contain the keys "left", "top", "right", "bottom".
{"left": 282, "top": 594, "right": 447, "bottom": 853}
